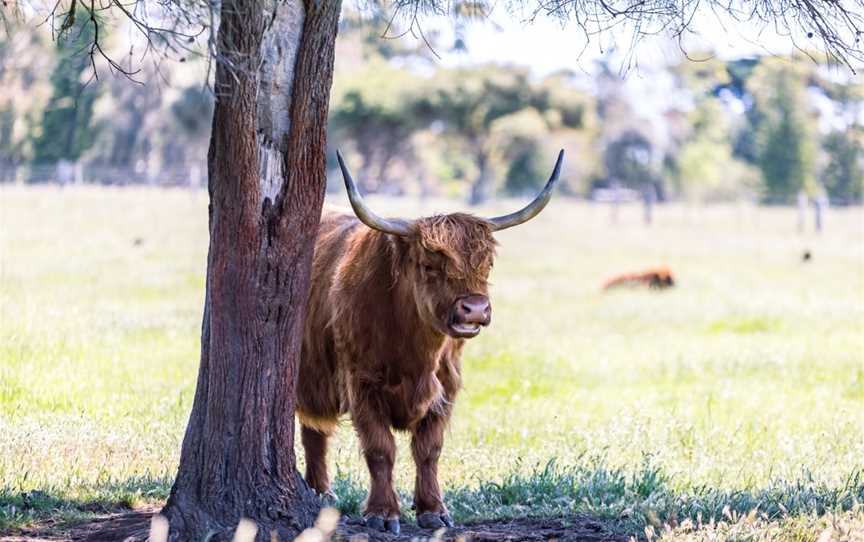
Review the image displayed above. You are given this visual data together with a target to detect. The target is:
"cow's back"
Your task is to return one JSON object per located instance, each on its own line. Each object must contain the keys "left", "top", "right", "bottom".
{"left": 296, "top": 206, "right": 359, "bottom": 430}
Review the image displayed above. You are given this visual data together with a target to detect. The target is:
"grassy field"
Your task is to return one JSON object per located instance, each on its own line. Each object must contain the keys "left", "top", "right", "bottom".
{"left": 1, "top": 185, "right": 863, "bottom": 540}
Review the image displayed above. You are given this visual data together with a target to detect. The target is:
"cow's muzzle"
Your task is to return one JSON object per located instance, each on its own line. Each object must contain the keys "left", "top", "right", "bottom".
{"left": 447, "top": 294, "right": 492, "bottom": 338}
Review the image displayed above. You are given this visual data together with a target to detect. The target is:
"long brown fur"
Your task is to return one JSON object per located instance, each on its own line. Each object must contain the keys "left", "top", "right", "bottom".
{"left": 602, "top": 267, "right": 675, "bottom": 290}
{"left": 297, "top": 205, "right": 496, "bottom": 522}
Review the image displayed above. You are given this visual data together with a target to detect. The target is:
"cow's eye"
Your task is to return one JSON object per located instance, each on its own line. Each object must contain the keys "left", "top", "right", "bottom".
{"left": 423, "top": 265, "right": 439, "bottom": 276}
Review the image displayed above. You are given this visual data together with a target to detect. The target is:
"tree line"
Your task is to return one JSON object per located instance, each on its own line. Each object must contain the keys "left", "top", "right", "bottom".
{"left": 1, "top": 16, "right": 861, "bottom": 205}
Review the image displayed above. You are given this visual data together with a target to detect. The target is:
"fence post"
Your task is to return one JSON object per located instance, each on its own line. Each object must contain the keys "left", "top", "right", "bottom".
{"left": 57, "top": 160, "right": 75, "bottom": 185}
{"left": 642, "top": 183, "right": 657, "bottom": 226}
{"left": 797, "top": 191, "right": 807, "bottom": 232}
{"left": 813, "top": 195, "right": 828, "bottom": 233}
{"left": 610, "top": 180, "right": 621, "bottom": 225}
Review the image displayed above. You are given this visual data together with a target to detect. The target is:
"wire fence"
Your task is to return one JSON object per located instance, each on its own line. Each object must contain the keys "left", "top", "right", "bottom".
{"left": 0, "top": 162, "right": 205, "bottom": 188}
{"left": 1, "top": 162, "right": 858, "bottom": 213}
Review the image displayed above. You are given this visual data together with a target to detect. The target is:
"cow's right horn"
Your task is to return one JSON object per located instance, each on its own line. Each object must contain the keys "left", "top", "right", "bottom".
{"left": 337, "top": 150, "right": 414, "bottom": 236}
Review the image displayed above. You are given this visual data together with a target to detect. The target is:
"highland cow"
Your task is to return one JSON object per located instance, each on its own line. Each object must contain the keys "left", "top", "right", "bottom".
{"left": 295, "top": 150, "right": 563, "bottom": 534}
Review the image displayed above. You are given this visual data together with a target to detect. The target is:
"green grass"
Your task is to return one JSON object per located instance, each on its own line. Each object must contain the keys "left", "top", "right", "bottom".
{"left": 1, "top": 186, "right": 863, "bottom": 539}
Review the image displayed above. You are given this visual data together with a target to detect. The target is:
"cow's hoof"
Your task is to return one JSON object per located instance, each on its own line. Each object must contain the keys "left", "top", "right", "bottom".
{"left": 321, "top": 489, "right": 338, "bottom": 505}
{"left": 417, "top": 511, "right": 454, "bottom": 529}
{"left": 385, "top": 518, "right": 400, "bottom": 535}
{"left": 364, "top": 515, "right": 385, "bottom": 531}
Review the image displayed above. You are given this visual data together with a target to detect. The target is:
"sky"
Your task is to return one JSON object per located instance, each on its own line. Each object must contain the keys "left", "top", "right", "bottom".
{"left": 379, "top": 3, "right": 862, "bottom": 78}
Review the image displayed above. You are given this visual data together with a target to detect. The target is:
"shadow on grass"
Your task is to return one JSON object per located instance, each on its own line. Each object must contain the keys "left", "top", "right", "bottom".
{"left": 334, "top": 458, "right": 864, "bottom": 537}
{"left": 3, "top": 460, "right": 863, "bottom": 540}
{"left": 0, "top": 475, "right": 172, "bottom": 533}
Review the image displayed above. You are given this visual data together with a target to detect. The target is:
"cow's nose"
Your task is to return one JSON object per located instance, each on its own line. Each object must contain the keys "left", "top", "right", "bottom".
{"left": 457, "top": 295, "right": 491, "bottom": 325}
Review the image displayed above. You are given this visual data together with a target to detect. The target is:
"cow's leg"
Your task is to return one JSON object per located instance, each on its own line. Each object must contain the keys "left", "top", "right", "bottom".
{"left": 352, "top": 402, "right": 400, "bottom": 534}
{"left": 411, "top": 410, "right": 454, "bottom": 529}
{"left": 301, "top": 425, "right": 332, "bottom": 497}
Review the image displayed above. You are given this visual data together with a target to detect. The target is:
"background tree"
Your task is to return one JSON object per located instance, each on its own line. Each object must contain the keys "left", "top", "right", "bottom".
{"left": 329, "top": 60, "right": 427, "bottom": 194}
{"left": 675, "top": 99, "right": 761, "bottom": 202}
{"left": 748, "top": 58, "right": 819, "bottom": 202}
{"left": 421, "top": 64, "right": 589, "bottom": 203}
{"left": 822, "top": 128, "right": 864, "bottom": 204}
{"left": 86, "top": 68, "right": 162, "bottom": 179}
{"left": 492, "top": 108, "right": 550, "bottom": 195}
{"left": 160, "top": 87, "right": 214, "bottom": 177}
{"left": 0, "top": 19, "right": 51, "bottom": 179}
{"left": 726, "top": 57, "right": 763, "bottom": 166}
{"left": 819, "top": 75, "right": 864, "bottom": 203}
{"left": 669, "top": 56, "right": 760, "bottom": 202}
{"left": 494, "top": 73, "right": 594, "bottom": 195}
{"left": 30, "top": 16, "right": 100, "bottom": 167}
{"left": 422, "top": 65, "right": 535, "bottom": 204}
{"left": 603, "top": 129, "right": 662, "bottom": 194}
{"left": 591, "top": 58, "right": 668, "bottom": 198}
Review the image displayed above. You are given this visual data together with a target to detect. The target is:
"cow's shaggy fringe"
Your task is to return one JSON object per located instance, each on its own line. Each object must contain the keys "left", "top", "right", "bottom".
{"left": 415, "top": 214, "right": 497, "bottom": 282}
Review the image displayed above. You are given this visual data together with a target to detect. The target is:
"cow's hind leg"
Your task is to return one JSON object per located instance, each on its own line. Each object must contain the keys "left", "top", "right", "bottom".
{"left": 351, "top": 400, "right": 400, "bottom": 534}
{"left": 301, "top": 424, "right": 334, "bottom": 498}
{"left": 411, "top": 410, "right": 454, "bottom": 529}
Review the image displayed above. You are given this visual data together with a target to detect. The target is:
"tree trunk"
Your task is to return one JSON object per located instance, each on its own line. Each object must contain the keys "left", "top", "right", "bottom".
{"left": 468, "top": 149, "right": 491, "bottom": 206}
{"left": 160, "top": 1, "right": 342, "bottom": 540}
{"left": 642, "top": 182, "right": 656, "bottom": 226}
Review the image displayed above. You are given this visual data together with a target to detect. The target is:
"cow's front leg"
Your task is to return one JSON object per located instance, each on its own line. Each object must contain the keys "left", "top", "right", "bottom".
{"left": 411, "top": 411, "right": 454, "bottom": 529}
{"left": 352, "top": 399, "right": 401, "bottom": 534}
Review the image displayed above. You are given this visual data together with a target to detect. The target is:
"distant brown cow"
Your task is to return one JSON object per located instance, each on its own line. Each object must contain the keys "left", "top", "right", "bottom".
{"left": 602, "top": 267, "right": 675, "bottom": 290}
{"left": 296, "top": 150, "right": 564, "bottom": 534}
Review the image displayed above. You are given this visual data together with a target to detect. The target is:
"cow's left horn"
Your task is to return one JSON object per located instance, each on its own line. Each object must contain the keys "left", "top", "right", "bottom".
{"left": 487, "top": 150, "right": 564, "bottom": 231}
{"left": 337, "top": 151, "right": 414, "bottom": 236}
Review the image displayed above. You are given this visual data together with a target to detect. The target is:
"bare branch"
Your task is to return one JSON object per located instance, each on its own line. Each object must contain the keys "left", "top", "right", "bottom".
{"left": 24, "top": 0, "right": 210, "bottom": 83}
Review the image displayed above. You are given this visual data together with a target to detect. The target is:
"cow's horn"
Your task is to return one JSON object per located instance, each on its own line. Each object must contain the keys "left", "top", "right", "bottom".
{"left": 337, "top": 151, "right": 414, "bottom": 236}
{"left": 487, "top": 149, "right": 564, "bottom": 231}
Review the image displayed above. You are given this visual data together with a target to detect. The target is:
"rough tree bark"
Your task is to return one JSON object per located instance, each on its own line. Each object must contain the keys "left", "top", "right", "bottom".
{"left": 160, "top": 1, "right": 342, "bottom": 540}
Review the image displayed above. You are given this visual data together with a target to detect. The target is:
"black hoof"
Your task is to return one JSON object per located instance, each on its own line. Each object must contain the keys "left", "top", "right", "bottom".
{"left": 385, "top": 518, "right": 400, "bottom": 535}
{"left": 320, "top": 490, "right": 338, "bottom": 505}
{"left": 364, "top": 515, "right": 385, "bottom": 531}
{"left": 417, "top": 511, "right": 447, "bottom": 529}
{"left": 441, "top": 513, "right": 454, "bottom": 527}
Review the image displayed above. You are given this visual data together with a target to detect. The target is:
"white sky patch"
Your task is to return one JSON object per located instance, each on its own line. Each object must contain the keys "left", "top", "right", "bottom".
{"left": 431, "top": 12, "right": 783, "bottom": 74}
{"left": 430, "top": 7, "right": 863, "bottom": 75}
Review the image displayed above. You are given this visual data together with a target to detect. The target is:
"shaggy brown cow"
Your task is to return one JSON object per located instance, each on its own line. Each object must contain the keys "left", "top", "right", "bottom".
{"left": 295, "top": 150, "right": 564, "bottom": 534}
{"left": 602, "top": 267, "right": 675, "bottom": 290}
